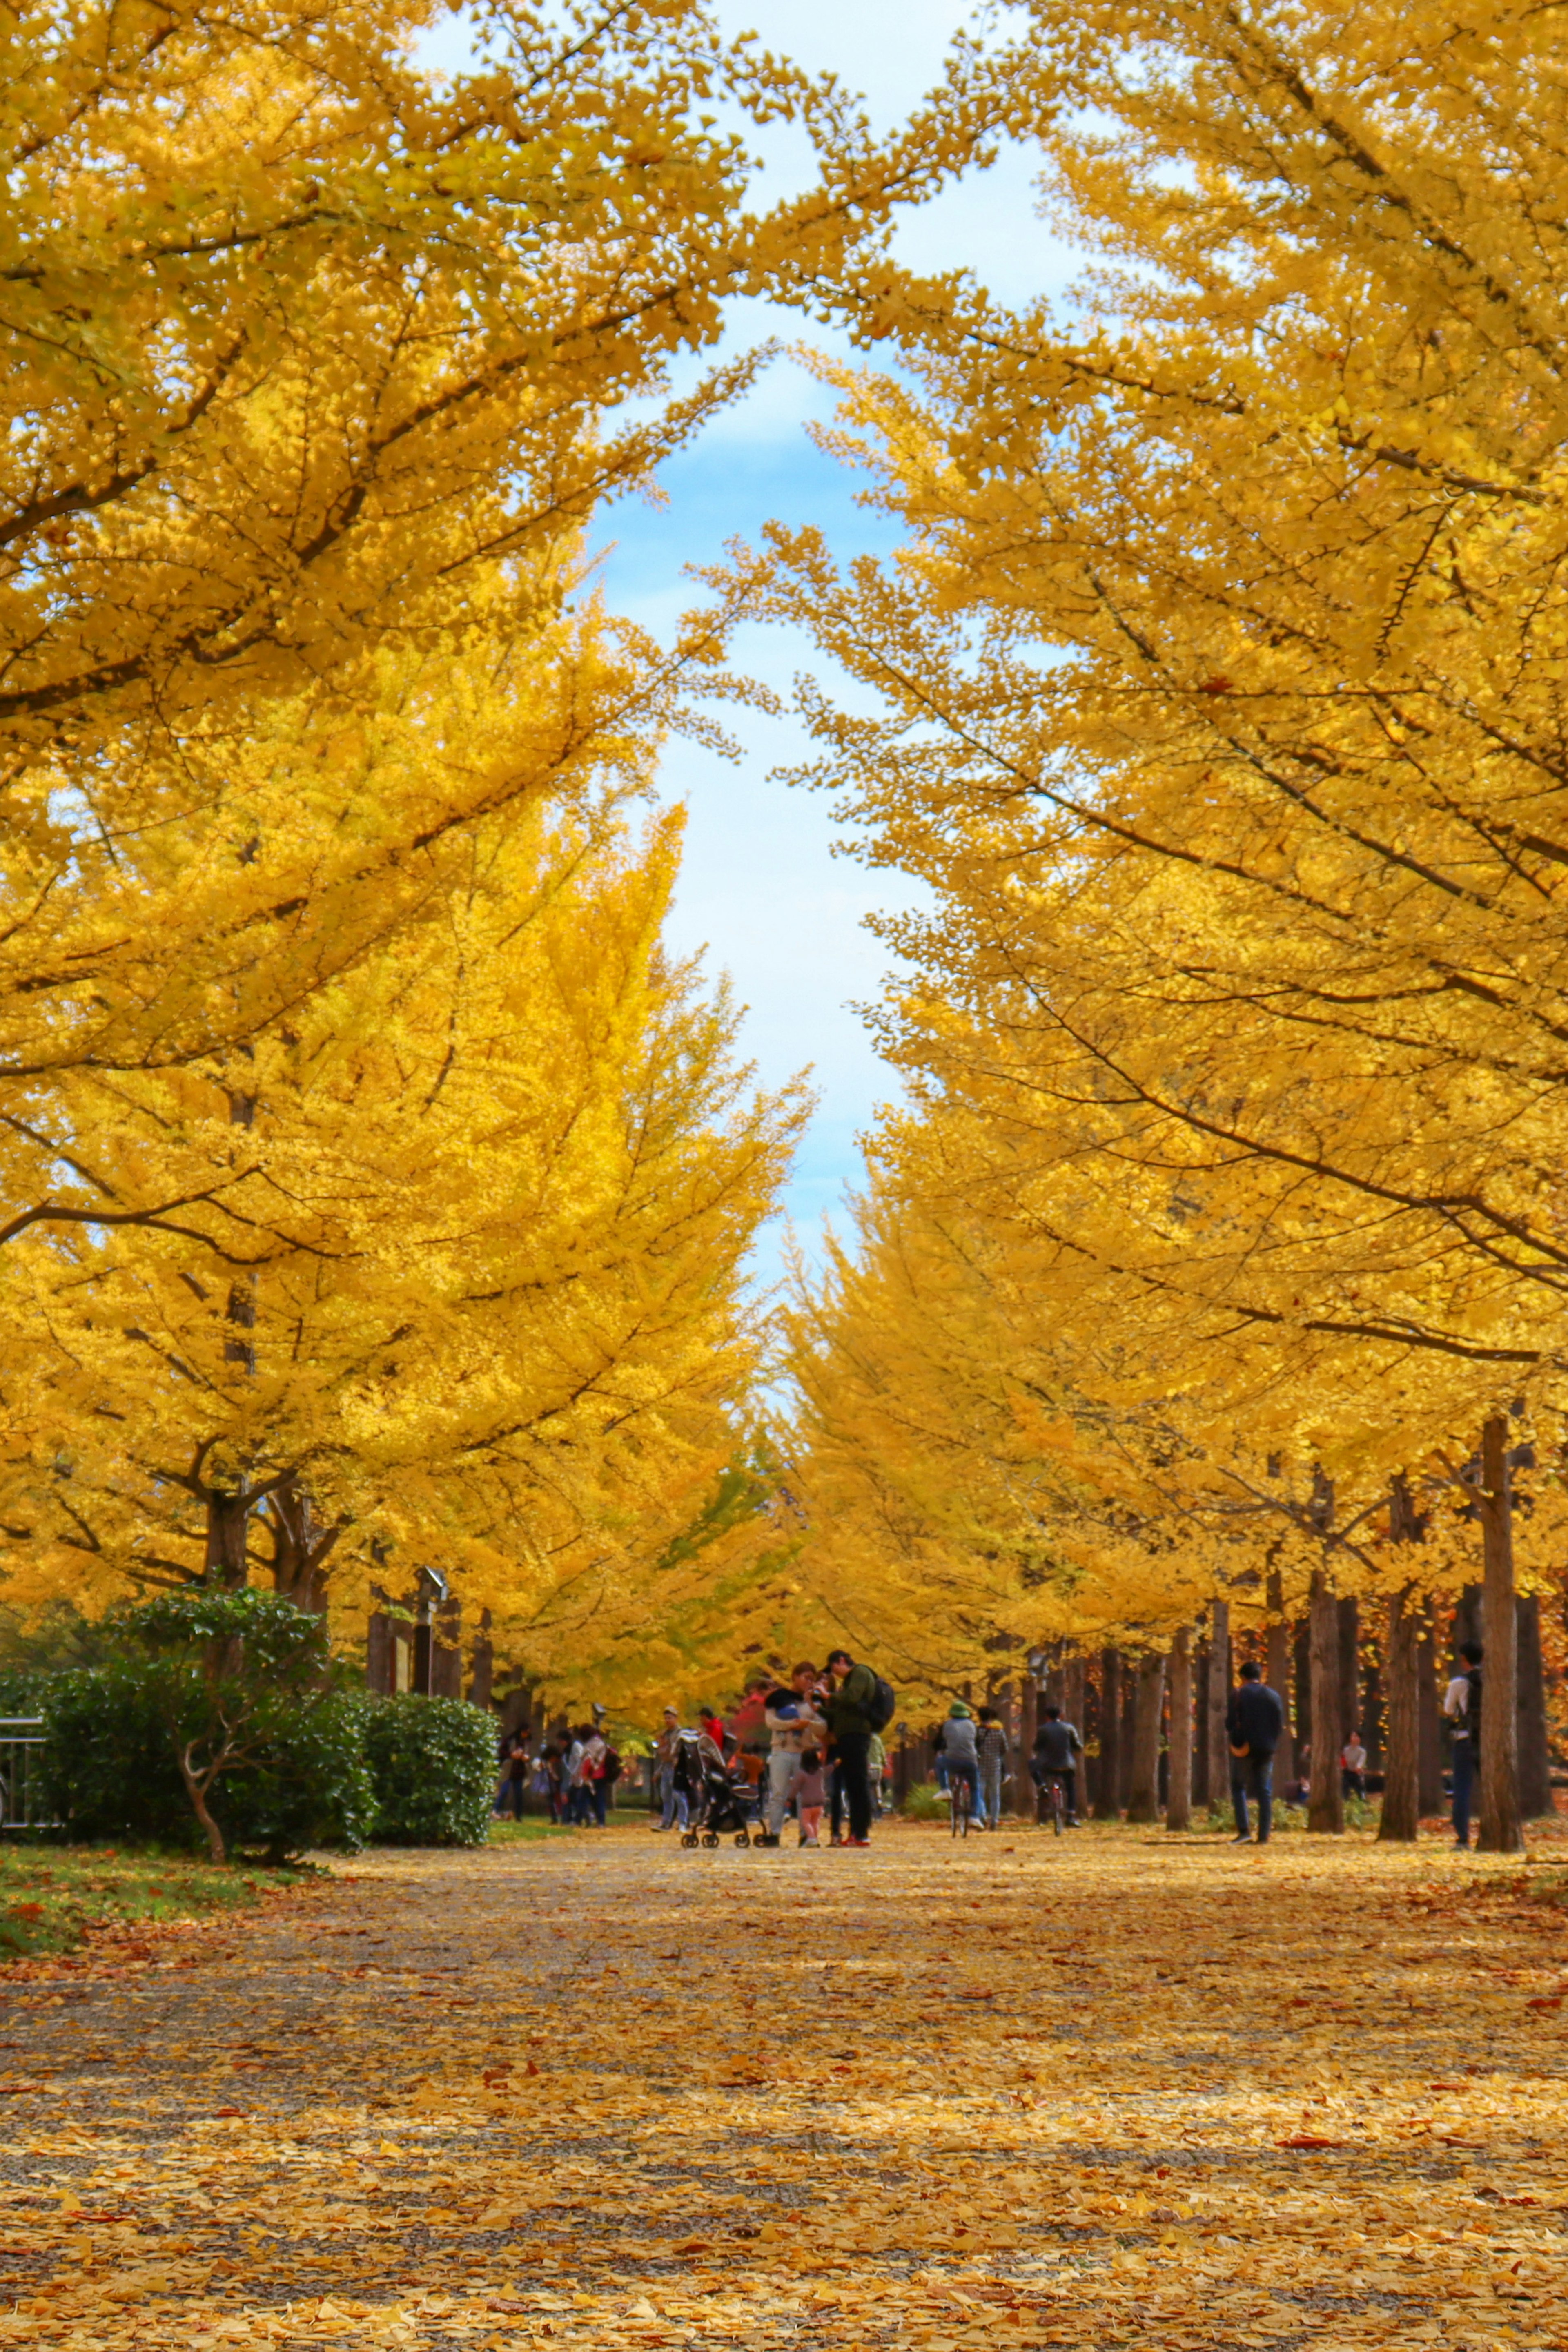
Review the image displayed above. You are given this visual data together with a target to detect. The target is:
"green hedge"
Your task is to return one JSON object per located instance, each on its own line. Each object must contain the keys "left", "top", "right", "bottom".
{"left": 361, "top": 1693, "right": 498, "bottom": 1846}
{"left": 31, "top": 1663, "right": 374, "bottom": 1858}
{"left": 9, "top": 1671, "right": 494, "bottom": 1855}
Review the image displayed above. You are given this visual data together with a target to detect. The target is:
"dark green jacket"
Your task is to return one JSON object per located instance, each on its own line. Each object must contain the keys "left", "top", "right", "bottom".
{"left": 826, "top": 1661, "right": 878, "bottom": 1739}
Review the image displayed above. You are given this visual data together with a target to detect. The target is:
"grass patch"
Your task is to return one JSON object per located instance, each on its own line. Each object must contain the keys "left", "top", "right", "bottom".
{"left": 486, "top": 1815, "right": 581, "bottom": 1844}
{"left": 0, "top": 1843, "right": 295, "bottom": 1960}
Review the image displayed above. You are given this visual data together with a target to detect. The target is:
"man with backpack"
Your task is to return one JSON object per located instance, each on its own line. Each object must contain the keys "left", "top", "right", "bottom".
{"left": 1443, "top": 1639, "right": 1483, "bottom": 1849}
{"left": 823, "top": 1648, "right": 894, "bottom": 1848}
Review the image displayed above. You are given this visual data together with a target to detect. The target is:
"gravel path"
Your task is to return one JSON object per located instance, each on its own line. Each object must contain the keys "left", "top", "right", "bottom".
{"left": 3, "top": 1821, "right": 1566, "bottom": 2348}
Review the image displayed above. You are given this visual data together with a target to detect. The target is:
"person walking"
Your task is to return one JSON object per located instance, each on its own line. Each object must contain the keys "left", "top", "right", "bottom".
{"left": 1443, "top": 1640, "right": 1483, "bottom": 1849}
{"left": 976, "top": 1706, "right": 1008, "bottom": 1830}
{"left": 1340, "top": 1729, "right": 1368, "bottom": 1801}
{"left": 1226, "top": 1659, "right": 1285, "bottom": 1845}
{"left": 824, "top": 1648, "right": 882, "bottom": 1848}
{"left": 761, "top": 1664, "right": 824, "bottom": 1848}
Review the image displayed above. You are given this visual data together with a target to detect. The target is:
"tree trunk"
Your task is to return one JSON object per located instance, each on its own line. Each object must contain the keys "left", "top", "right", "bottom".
{"left": 1456, "top": 1581, "right": 1484, "bottom": 1652}
{"left": 1063, "top": 1655, "right": 1085, "bottom": 1738}
{"left": 1166, "top": 1627, "right": 1193, "bottom": 1831}
{"left": 1207, "top": 1600, "right": 1230, "bottom": 1809}
{"left": 468, "top": 1608, "right": 494, "bottom": 1710}
{"left": 204, "top": 1487, "right": 251, "bottom": 1588}
{"left": 1125, "top": 1652, "right": 1167, "bottom": 1822}
{"left": 1338, "top": 1594, "right": 1361, "bottom": 1749}
{"left": 1478, "top": 1413, "right": 1524, "bottom": 1853}
{"left": 1308, "top": 1569, "right": 1344, "bottom": 1833}
{"left": 1265, "top": 1572, "right": 1294, "bottom": 1787}
{"left": 1019, "top": 1665, "right": 1038, "bottom": 1817}
{"left": 1213, "top": 1609, "right": 1232, "bottom": 1806}
{"left": 1516, "top": 1594, "right": 1552, "bottom": 1819}
{"left": 366, "top": 1607, "right": 394, "bottom": 1694}
{"left": 1193, "top": 1638, "right": 1211, "bottom": 1804}
{"left": 1379, "top": 1587, "right": 1420, "bottom": 1842}
{"left": 1118, "top": 1659, "right": 1138, "bottom": 1812}
{"left": 1095, "top": 1649, "right": 1122, "bottom": 1817}
{"left": 1417, "top": 1624, "right": 1443, "bottom": 1816}
{"left": 177, "top": 1747, "right": 228, "bottom": 1865}
{"left": 1294, "top": 1621, "right": 1313, "bottom": 1768}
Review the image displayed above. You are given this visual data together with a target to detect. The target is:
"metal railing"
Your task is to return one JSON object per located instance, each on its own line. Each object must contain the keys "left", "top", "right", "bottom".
{"left": 0, "top": 1718, "right": 58, "bottom": 1830}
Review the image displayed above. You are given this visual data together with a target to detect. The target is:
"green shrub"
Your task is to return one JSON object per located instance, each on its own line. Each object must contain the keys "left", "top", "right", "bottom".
{"left": 33, "top": 1661, "right": 371, "bottom": 1858}
{"left": 361, "top": 1693, "right": 497, "bottom": 1846}
{"left": 901, "top": 1778, "right": 951, "bottom": 1821}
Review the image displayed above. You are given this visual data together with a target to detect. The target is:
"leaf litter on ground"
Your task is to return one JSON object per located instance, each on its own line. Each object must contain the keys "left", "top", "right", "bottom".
{"left": 3, "top": 1819, "right": 1568, "bottom": 2349}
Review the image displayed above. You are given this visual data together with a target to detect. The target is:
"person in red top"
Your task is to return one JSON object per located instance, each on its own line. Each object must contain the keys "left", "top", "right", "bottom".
{"left": 699, "top": 1705, "right": 727, "bottom": 1755}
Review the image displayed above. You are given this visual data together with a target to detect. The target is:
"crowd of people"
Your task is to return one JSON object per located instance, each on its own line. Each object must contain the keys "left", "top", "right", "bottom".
{"left": 491, "top": 1639, "right": 1492, "bottom": 1849}
{"left": 657, "top": 1651, "right": 893, "bottom": 1847}
{"left": 492, "top": 1715, "right": 624, "bottom": 1826}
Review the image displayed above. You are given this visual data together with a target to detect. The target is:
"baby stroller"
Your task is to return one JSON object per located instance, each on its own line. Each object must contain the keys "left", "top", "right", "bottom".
{"left": 680, "top": 1732, "right": 754, "bottom": 1849}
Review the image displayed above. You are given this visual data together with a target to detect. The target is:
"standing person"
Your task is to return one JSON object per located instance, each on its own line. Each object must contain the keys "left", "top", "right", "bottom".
{"left": 976, "top": 1706, "right": 1008, "bottom": 1830}
{"left": 652, "top": 1706, "right": 684, "bottom": 1832}
{"left": 866, "top": 1728, "right": 888, "bottom": 1820}
{"left": 699, "top": 1703, "right": 727, "bottom": 1754}
{"left": 1341, "top": 1728, "right": 1368, "bottom": 1801}
{"left": 1031, "top": 1704, "right": 1082, "bottom": 1824}
{"left": 1443, "top": 1640, "right": 1483, "bottom": 1850}
{"left": 824, "top": 1649, "right": 882, "bottom": 1849}
{"left": 1226, "top": 1660, "right": 1285, "bottom": 1846}
{"left": 494, "top": 1730, "right": 526, "bottom": 1819}
{"left": 762, "top": 1664, "right": 824, "bottom": 1848}
{"left": 579, "top": 1723, "right": 610, "bottom": 1826}
{"left": 938, "top": 1702, "right": 980, "bottom": 1824}
{"left": 564, "top": 1723, "right": 593, "bottom": 1825}
{"left": 787, "top": 1747, "right": 828, "bottom": 1846}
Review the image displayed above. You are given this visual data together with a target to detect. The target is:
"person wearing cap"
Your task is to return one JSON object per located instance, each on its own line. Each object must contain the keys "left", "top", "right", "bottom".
{"left": 653, "top": 1705, "right": 688, "bottom": 1833}
{"left": 935, "top": 1701, "right": 980, "bottom": 1827}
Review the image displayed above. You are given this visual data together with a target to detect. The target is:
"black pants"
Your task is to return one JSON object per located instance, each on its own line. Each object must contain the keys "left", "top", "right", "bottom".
{"left": 835, "top": 1732, "right": 873, "bottom": 1840}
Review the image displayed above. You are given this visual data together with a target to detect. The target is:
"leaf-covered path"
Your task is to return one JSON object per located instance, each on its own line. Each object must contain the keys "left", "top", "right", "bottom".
{"left": 4, "top": 1824, "right": 1567, "bottom": 2350}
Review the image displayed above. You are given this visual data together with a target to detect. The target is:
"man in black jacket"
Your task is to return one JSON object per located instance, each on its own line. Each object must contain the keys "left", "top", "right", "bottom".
{"left": 1226, "top": 1660, "right": 1285, "bottom": 1846}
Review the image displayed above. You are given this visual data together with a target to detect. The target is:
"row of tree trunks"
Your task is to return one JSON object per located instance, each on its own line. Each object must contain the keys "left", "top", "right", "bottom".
{"left": 1066, "top": 1477, "right": 1550, "bottom": 1843}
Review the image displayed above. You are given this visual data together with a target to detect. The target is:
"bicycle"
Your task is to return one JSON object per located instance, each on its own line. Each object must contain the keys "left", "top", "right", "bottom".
{"left": 950, "top": 1768, "right": 974, "bottom": 1839}
{"left": 1036, "top": 1768, "right": 1068, "bottom": 1835}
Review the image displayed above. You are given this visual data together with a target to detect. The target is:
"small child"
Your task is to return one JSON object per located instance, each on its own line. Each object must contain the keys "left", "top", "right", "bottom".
{"left": 788, "top": 1747, "right": 827, "bottom": 1846}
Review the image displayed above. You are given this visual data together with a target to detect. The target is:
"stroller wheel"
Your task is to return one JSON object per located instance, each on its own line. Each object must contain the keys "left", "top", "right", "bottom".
{"left": 702, "top": 1831, "right": 720, "bottom": 1848}
{"left": 734, "top": 1831, "right": 750, "bottom": 1848}
{"left": 680, "top": 1832, "right": 699, "bottom": 1848}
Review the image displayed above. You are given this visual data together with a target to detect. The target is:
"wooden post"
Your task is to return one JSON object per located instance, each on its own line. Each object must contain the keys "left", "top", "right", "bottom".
{"left": 1125, "top": 1652, "right": 1167, "bottom": 1822}
{"left": 1478, "top": 1414, "right": 1523, "bottom": 1852}
{"left": 1207, "top": 1601, "right": 1231, "bottom": 1810}
{"left": 1166, "top": 1627, "right": 1193, "bottom": 1831}
{"left": 1308, "top": 1569, "right": 1344, "bottom": 1833}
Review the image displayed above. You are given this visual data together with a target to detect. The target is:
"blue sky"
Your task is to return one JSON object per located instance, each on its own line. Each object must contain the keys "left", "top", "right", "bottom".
{"left": 429, "top": 2, "right": 1075, "bottom": 1287}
